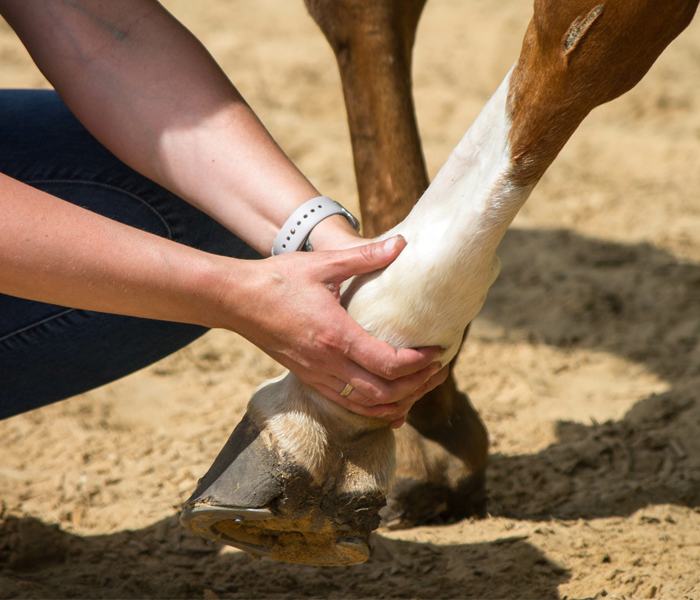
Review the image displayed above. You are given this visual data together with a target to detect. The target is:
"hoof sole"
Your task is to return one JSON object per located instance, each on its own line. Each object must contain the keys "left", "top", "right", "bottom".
{"left": 181, "top": 494, "right": 376, "bottom": 565}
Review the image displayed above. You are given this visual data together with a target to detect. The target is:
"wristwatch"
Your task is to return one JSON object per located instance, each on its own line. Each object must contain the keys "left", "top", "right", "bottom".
{"left": 271, "top": 196, "right": 360, "bottom": 256}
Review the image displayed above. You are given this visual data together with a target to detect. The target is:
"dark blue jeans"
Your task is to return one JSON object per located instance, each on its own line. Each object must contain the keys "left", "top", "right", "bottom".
{"left": 0, "top": 90, "right": 261, "bottom": 420}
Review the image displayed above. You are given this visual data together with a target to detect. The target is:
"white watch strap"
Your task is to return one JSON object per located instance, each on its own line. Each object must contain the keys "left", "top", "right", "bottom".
{"left": 271, "top": 196, "right": 360, "bottom": 255}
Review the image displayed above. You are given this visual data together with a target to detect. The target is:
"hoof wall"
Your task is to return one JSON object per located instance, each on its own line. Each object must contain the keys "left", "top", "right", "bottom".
{"left": 180, "top": 414, "right": 382, "bottom": 566}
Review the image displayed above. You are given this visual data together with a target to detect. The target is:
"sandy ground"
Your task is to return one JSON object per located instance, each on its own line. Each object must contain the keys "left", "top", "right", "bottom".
{"left": 2, "top": 1, "right": 700, "bottom": 598}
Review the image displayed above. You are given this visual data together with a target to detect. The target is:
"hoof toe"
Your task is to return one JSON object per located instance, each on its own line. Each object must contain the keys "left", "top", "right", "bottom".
{"left": 180, "top": 506, "right": 274, "bottom": 555}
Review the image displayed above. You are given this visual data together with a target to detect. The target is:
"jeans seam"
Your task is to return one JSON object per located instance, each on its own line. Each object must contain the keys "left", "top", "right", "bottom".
{"left": 0, "top": 307, "right": 77, "bottom": 344}
{"left": 27, "top": 179, "right": 174, "bottom": 240}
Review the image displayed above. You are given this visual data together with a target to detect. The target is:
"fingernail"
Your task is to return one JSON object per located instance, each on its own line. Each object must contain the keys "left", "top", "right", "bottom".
{"left": 385, "top": 235, "right": 405, "bottom": 251}
{"left": 379, "top": 409, "right": 396, "bottom": 418}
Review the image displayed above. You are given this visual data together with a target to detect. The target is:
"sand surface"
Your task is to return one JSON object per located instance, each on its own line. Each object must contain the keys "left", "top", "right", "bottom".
{"left": 2, "top": 1, "right": 700, "bottom": 598}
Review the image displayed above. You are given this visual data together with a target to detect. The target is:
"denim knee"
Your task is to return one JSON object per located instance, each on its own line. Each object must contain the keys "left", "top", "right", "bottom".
{"left": 0, "top": 90, "right": 262, "bottom": 419}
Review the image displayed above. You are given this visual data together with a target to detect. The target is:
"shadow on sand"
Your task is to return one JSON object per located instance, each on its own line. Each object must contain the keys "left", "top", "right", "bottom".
{"left": 0, "top": 514, "right": 568, "bottom": 599}
{"left": 481, "top": 227, "right": 700, "bottom": 520}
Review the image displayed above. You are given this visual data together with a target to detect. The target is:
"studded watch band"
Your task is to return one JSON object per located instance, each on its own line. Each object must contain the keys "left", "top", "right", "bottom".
{"left": 271, "top": 196, "right": 360, "bottom": 256}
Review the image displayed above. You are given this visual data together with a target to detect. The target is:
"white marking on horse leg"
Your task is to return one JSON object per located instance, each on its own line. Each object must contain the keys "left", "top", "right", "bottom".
{"left": 343, "top": 69, "right": 533, "bottom": 364}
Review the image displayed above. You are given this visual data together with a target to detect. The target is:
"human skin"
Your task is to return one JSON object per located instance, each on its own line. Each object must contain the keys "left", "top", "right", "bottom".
{"left": 0, "top": 0, "right": 447, "bottom": 424}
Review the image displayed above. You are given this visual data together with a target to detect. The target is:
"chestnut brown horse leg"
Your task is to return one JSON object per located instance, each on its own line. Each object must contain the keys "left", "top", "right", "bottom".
{"left": 304, "top": 0, "right": 488, "bottom": 527}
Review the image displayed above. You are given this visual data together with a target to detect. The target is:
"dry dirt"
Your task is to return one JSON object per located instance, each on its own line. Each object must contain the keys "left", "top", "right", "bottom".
{"left": 2, "top": 1, "right": 700, "bottom": 598}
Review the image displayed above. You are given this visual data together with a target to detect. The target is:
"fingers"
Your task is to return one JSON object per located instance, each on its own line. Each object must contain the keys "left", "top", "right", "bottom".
{"left": 337, "top": 359, "right": 444, "bottom": 408}
{"left": 322, "top": 235, "right": 407, "bottom": 282}
{"left": 297, "top": 305, "right": 444, "bottom": 405}
{"left": 313, "top": 363, "right": 451, "bottom": 425}
{"left": 386, "top": 364, "right": 450, "bottom": 425}
{"left": 250, "top": 243, "right": 452, "bottom": 420}
{"left": 328, "top": 305, "right": 443, "bottom": 380}
{"left": 313, "top": 382, "right": 402, "bottom": 420}
{"left": 356, "top": 337, "right": 444, "bottom": 380}
{"left": 335, "top": 317, "right": 445, "bottom": 382}
{"left": 424, "top": 363, "right": 450, "bottom": 394}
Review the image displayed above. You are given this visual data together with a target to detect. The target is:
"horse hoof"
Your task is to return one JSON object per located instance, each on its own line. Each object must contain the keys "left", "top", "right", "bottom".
{"left": 181, "top": 377, "right": 393, "bottom": 565}
{"left": 380, "top": 386, "right": 489, "bottom": 528}
{"left": 381, "top": 466, "right": 487, "bottom": 528}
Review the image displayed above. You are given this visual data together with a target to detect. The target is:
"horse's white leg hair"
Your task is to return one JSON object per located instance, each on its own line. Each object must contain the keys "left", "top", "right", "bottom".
{"left": 182, "top": 67, "right": 530, "bottom": 563}
{"left": 251, "top": 68, "right": 531, "bottom": 491}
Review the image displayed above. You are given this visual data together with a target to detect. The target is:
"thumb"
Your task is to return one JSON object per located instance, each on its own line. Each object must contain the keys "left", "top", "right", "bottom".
{"left": 325, "top": 235, "right": 407, "bottom": 281}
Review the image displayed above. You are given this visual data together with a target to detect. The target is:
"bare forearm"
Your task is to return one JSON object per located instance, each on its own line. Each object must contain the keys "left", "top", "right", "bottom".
{"left": 0, "top": 174, "right": 230, "bottom": 326}
{"left": 0, "top": 0, "right": 353, "bottom": 254}
{"left": 0, "top": 175, "right": 443, "bottom": 420}
{"left": 0, "top": 0, "right": 447, "bottom": 418}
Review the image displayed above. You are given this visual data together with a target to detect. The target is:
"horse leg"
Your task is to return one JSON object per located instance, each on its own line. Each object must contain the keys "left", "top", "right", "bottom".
{"left": 304, "top": 0, "right": 488, "bottom": 528}
{"left": 182, "top": 0, "right": 698, "bottom": 565}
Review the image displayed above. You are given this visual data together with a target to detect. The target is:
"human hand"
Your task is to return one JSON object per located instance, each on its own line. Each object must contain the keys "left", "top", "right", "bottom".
{"left": 220, "top": 236, "right": 447, "bottom": 427}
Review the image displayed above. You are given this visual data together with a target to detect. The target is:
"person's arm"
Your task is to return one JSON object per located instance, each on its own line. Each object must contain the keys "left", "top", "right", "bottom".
{"left": 0, "top": 173, "right": 445, "bottom": 424}
{"left": 0, "top": 0, "right": 355, "bottom": 255}
{"left": 0, "top": 0, "right": 447, "bottom": 423}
